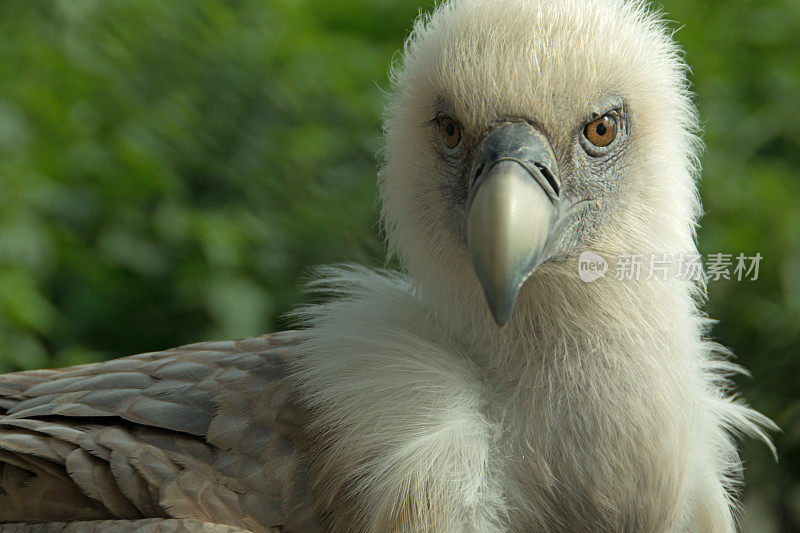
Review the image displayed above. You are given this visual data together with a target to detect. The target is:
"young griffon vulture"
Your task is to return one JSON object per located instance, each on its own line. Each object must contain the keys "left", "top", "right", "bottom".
{"left": 0, "top": 0, "right": 774, "bottom": 531}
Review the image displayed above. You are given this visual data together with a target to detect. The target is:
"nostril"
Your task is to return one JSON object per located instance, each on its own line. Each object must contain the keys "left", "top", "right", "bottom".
{"left": 533, "top": 162, "right": 559, "bottom": 196}
{"left": 472, "top": 163, "right": 485, "bottom": 185}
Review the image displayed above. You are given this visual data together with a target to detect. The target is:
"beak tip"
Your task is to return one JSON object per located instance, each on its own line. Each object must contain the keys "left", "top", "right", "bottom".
{"left": 494, "top": 316, "right": 511, "bottom": 329}
{"left": 484, "top": 289, "right": 518, "bottom": 328}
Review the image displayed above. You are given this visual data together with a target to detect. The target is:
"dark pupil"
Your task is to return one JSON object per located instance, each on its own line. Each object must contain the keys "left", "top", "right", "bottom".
{"left": 445, "top": 123, "right": 455, "bottom": 136}
{"left": 595, "top": 121, "right": 607, "bottom": 136}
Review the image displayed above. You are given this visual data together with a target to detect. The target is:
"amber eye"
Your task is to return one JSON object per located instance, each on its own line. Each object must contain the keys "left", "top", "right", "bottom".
{"left": 439, "top": 117, "right": 462, "bottom": 149}
{"left": 584, "top": 114, "right": 617, "bottom": 147}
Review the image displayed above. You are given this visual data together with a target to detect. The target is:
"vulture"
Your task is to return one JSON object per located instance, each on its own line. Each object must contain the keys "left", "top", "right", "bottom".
{"left": 0, "top": 0, "right": 775, "bottom": 531}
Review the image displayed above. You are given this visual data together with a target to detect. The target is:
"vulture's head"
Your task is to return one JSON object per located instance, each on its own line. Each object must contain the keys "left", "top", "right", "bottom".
{"left": 380, "top": 0, "right": 701, "bottom": 328}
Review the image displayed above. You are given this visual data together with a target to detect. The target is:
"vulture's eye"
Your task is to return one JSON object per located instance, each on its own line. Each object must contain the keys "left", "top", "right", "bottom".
{"left": 439, "top": 117, "right": 462, "bottom": 149}
{"left": 584, "top": 114, "right": 617, "bottom": 147}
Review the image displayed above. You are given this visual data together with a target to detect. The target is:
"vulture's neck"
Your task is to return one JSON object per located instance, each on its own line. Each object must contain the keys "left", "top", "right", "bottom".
{"left": 422, "top": 265, "right": 701, "bottom": 376}
{"left": 292, "top": 265, "right": 708, "bottom": 530}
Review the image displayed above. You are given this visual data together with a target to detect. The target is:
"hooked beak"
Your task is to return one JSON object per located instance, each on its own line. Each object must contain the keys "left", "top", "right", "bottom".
{"left": 467, "top": 122, "right": 563, "bottom": 327}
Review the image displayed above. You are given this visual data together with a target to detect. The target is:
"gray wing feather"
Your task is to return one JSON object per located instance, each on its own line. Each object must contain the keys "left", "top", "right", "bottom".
{"left": 0, "top": 333, "right": 319, "bottom": 531}
{"left": 0, "top": 518, "right": 261, "bottom": 532}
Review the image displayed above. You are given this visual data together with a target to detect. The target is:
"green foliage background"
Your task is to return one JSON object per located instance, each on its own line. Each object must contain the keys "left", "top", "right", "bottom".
{"left": 0, "top": 0, "right": 797, "bottom": 529}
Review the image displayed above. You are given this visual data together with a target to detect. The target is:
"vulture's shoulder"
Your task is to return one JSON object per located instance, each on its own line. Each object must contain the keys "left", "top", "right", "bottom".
{"left": 0, "top": 332, "right": 322, "bottom": 532}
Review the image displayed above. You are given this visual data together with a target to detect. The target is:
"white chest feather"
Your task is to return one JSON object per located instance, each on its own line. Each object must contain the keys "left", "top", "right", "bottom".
{"left": 289, "top": 267, "right": 767, "bottom": 532}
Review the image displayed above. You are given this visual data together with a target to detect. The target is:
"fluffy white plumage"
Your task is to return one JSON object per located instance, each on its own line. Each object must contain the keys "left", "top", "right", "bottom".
{"left": 289, "top": 0, "right": 775, "bottom": 530}
{"left": 0, "top": 0, "right": 775, "bottom": 531}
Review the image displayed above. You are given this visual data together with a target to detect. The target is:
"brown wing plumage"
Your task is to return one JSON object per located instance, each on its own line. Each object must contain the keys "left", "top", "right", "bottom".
{"left": 0, "top": 333, "right": 322, "bottom": 533}
{"left": 0, "top": 519, "right": 260, "bottom": 532}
